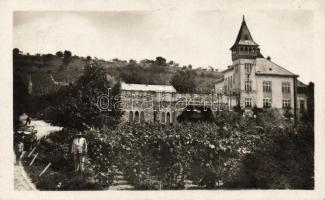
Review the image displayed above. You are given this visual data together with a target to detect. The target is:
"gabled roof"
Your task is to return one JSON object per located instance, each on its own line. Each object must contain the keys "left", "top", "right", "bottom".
{"left": 230, "top": 16, "right": 259, "bottom": 50}
{"left": 121, "top": 82, "right": 176, "bottom": 93}
{"left": 255, "top": 58, "right": 298, "bottom": 77}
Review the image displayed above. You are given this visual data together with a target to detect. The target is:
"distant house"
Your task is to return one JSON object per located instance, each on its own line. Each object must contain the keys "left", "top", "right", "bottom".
{"left": 215, "top": 16, "right": 312, "bottom": 119}
{"left": 120, "top": 82, "right": 177, "bottom": 124}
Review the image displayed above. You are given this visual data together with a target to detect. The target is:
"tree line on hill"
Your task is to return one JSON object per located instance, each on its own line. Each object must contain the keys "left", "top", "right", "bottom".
{"left": 13, "top": 48, "right": 222, "bottom": 95}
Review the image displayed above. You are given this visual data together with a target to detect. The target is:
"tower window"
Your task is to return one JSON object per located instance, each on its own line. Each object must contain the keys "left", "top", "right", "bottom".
{"left": 245, "top": 97, "right": 252, "bottom": 108}
{"left": 245, "top": 79, "right": 252, "bottom": 92}
{"left": 263, "top": 81, "right": 272, "bottom": 92}
{"left": 282, "top": 82, "right": 291, "bottom": 93}
{"left": 244, "top": 63, "right": 253, "bottom": 73}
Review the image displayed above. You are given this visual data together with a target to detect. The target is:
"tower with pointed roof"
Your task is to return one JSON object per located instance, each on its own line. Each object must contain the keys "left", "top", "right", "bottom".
{"left": 230, "top": 16, "right": 263, "bottom": 61}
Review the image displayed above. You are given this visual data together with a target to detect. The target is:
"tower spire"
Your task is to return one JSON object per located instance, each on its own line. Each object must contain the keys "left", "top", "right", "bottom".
{"left": 230, "top": 16, "right": 263, "bottom": 61}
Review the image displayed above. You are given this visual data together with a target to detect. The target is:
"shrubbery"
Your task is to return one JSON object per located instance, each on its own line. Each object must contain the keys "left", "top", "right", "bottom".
{"left": 27, "top": 109, "right": 313, "bottom": 190}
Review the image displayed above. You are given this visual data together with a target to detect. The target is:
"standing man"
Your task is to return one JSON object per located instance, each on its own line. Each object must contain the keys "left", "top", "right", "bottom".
{"left": 71, "top": 131, "right": 88, "bottom": 173}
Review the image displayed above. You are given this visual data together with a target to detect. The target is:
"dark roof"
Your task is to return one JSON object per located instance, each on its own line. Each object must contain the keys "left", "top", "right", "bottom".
{"left": 297, "top": 80, "right": 307, "bottom": 87}
{"left": 230, "top": 16, "right": 259, "bottom": 50}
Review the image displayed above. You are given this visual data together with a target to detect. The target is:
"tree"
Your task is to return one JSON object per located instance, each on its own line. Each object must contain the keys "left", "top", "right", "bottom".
{"left": 155, "top": 56, "right": 166, "bottom": 66}
{"left": 43, "top": 61, "right": 122, "bottom": 130}
{"left": 170, "top": 69, "right": 197, "bottom": 93}
{"left": 56, "top": 51, "right": 63, "bottom": 58}
{"left": 44, "top": 54, "right": 54, "bottom": 62}
{"left": 13, "top": 48, "right": 20, "bottom": 58}
{"left": 64, "top": 50, "right": 72, "bottom": 59}
{"left": 13, "top": 73, "right": 29, "bottom": 129}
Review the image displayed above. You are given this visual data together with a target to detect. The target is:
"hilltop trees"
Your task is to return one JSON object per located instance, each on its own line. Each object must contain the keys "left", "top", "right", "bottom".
{"left": 63, "top": 50, "right": 72, "bottom": 59}
{"left": 56, "top": 51, "right": 64, "bottom": 58}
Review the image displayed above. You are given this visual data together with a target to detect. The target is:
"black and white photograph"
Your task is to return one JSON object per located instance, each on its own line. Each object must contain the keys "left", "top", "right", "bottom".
{"left": 1, "top": 0, "right": 325, "bottom": 199}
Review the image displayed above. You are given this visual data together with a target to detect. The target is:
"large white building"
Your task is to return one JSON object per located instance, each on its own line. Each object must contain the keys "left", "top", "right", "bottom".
{"left": 215, "top": 16, "right": 309, "bottom": 118}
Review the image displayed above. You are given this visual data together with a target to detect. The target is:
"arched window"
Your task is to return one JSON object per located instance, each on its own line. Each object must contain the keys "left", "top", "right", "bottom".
{"left": 129, "top": 111, "right": 133, "bottom": 122}
{"left": 161, "top": 112, "right": 165, "bottom": 123}
{"left": 153, "top": 111, "right": 157, "bottom": 122}
{"left": 166, "top": 112, "right": 171, "bottom": 124}
{"left": 172, "top": 112, "right": 176, "bottom": 123}
{"left": 134, "top": 111, "right": 139, "bottom": 123}
{"left": 140, "top": 111, "right": 145, "bottom": 123}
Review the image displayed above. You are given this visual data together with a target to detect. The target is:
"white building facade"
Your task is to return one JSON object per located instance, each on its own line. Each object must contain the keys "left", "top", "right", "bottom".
{"left": 215, "top": 17, "right": 308, "bottom": 118}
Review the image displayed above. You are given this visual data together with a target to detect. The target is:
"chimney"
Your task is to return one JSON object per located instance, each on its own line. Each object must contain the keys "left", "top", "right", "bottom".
{"left": 267, "top": 56, "right": 271, "bottom": 61}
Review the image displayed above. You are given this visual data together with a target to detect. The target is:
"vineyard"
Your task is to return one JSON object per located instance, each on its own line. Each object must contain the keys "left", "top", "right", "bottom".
{"left": 22, "top": 110, "right": 314, "bottom": 190}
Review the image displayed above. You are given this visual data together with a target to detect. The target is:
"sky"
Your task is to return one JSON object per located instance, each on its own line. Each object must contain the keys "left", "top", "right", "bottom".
{"left": 13, "top": 10, "right": 314, "bottom": 83}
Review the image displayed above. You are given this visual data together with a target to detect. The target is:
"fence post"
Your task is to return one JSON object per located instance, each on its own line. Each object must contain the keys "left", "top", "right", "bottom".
{"left": 28, "top": 147, "right": 36, "bottom": 158}
{"left": 29, "top": 153, "right": 38, "bottom": 166}
{"left": 39, "top": 163, "right": 51, "bottom": 177}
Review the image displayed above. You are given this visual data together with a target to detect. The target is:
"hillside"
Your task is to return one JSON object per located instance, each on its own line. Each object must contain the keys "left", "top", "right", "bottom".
{"left": 13, "top": 49, "right": 223, "bottom": 95}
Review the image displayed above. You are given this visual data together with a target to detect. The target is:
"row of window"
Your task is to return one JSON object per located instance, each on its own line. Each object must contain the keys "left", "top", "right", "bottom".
{"left": 244, "top": 98, "right": 291, "bottom": 108}
{"left": 232, "top": 47, "right": 259, "bottom": 53}
{"left": 244, "top": 80, "right": 292, "bottom": 93}
{"left": 129, "top": 111, "right": 175, "bottom": 124}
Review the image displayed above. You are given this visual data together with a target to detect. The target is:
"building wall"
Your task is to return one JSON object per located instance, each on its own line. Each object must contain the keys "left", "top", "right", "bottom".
{"left": 255, "top": 75, "right": 294, "bottom": 108}
{"left": 120, "top": 90, "right": 178, "bottom": 124}
{"left": 234, "top": 58, "right": 257, "bottom": 108}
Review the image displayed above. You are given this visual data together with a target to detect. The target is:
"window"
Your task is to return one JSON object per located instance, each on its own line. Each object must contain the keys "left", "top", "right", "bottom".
{"left": 245, "top": 79, "right": 252, "bottom": 92}
{"left": 263, "top": 81, "right": 272, "bottom": 92}
{"left": 282, "top": 82, "right": 291, "bottom": 93}
{"left": 161, "top": 112, "right": 166, "bottom": 123}
{"left": 244, "top": 63, "right": 253, "bottom": 74}
{"left": 300, "top": 100, "right": 305, "bottom": 110}
{"left": 140, "top": 111, "right": 145, "bottom": 123}
{"left": 134, "top": 111, "right": 139, "bottom": 122}
{"left": 282, "top": 99, "right": 291, "bottom": 108}
{"left": 263, "top": 98, "right": 272, "bottom": 108}
{"left": 129, "top": 111, "right": 133, "bottom": 122}
{"left": 228, "top": 76, "right": 233, "bottom": 89}
{"left": 166, "top": 112, "right": 171, "bottom": 124}
{"left": 245, "top": 97, "right": 252, "bottom": 108}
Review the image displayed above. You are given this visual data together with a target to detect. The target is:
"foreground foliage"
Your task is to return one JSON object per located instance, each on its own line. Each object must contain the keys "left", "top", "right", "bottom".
{"left": 26, "top": 110, "right": 314, "bottom": 190}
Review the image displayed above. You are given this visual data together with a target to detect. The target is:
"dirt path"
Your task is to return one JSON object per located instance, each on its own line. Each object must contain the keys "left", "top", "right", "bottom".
{"left": 14, "top": 161, "right": 36, "bottom": 190}
{"left": 14, "top": 119, "right": 62, "bottom": 190}
{"left": 30, "top": 120, "right": 62, "bottom": 139}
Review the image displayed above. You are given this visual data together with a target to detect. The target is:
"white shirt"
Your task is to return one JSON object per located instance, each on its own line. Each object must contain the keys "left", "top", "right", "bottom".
{"left": 71, "top": 137, "right": 87, "bottom": 154}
